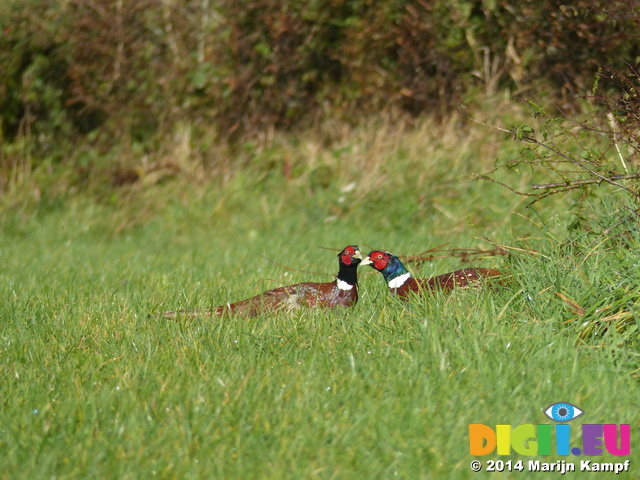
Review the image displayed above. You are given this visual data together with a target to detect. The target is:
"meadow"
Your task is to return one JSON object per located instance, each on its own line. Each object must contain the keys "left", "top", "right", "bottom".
{"left": 1, "top": 108, "right": 639, "bottom": 479}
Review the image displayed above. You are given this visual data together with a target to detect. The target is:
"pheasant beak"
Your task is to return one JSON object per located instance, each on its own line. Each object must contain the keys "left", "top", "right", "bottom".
{"left": 360, "top": 255, "right": 373, "bottom": 266}
{"left": 353, "top": 250, "right": 363, "bottom": 261}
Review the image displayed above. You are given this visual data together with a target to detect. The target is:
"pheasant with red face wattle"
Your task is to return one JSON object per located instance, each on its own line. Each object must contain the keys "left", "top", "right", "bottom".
{"left": 164, "top": 245, "right": 363, "bottom": 317}
{"left": 361, "top": 250, "right": 501, "bottom": 299}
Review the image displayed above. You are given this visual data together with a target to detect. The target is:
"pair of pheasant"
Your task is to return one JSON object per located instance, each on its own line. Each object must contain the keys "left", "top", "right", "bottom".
{"left": 164, "top": 246, "right": 502, "bottom": 317}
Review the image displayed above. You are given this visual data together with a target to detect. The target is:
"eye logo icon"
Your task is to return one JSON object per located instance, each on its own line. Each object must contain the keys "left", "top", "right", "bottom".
{"left": 544, "top": 402, "right": 584, "bottom": 422}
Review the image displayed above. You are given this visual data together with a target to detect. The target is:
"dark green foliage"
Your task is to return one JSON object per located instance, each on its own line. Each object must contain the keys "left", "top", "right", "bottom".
{"left": 510, "top": 0, "right": 640, "bottom": 95}
{"left": 0, "top": 0, "right": 72, "bottom": 158}
{"left": 1, "top": 0, "right": 638, "bottom": 151}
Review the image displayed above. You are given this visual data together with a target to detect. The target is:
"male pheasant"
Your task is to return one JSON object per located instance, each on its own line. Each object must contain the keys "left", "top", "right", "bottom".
{"left": 361, "top": 250, "right": 501, "bottom": 299}
{"left": 164, "top": 245, "right": 363, "bottom": 317}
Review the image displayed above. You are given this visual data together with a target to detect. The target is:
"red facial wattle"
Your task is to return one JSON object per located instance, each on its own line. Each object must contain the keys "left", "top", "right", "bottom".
{"left": 373, "top": 256, "right": 388, "bottom": 271}
{"left": 341, "top": 246, "right": 356, "bottom": 265}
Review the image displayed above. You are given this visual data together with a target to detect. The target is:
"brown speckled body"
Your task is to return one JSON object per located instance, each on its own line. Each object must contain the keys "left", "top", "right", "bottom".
{"left": 164, "top": 245, "right": 362, "bottom": 317}
{"left": 210, "top": 279, "right": 360, "bottom": 316}
{"left": 362, "top": 250, "right": 502, "bottom": 300}
{"left": 392, "top": 267, "right": 502, "bottom": 298}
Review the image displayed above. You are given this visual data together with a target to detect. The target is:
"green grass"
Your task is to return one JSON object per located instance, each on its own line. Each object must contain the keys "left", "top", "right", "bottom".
{"left": 1, "top": 114, "right": 639, "bottom": 479}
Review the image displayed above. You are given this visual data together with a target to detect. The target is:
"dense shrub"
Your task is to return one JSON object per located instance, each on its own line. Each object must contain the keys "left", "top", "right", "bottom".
{"left": 0, "top": 0, "right": 638, "bottom": 153}
{"left": 0, "top": 0, "right": 73, "bottom": 158}
{"left": 198, "top": 0, "right": 640, "bottom": 130}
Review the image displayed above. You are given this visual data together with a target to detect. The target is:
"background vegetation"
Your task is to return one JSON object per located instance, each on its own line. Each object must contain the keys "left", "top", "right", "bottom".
{"left": 1, "top": 0, "right": 639, "bottom": 177}
{"left": 1, "top": 1, "right": 640, "bottom": 478}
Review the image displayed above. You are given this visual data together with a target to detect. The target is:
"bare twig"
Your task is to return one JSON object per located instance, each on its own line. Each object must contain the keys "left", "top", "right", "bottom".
{"left": 475, "top": 234, "right": 547, "bottom": 258}
{"left": 532, "top": 174, "right": 640, "bottom": 189}
{"left": 602, "top": 205, "right": 640, "bottom": 236}
{"left": 404, "top": 246, "right": 508, "bottom": 265}
{"left": 472, "top": 173, "right": 538, "bottom": 197}
{"left": 458, "top": 104, "right": 511, "bottom": 134}
{"left": 466, "top": 100, "right": 640, "bottom": 204}
{"left": 401, "top": 243, "right": 449, "bottom": 261}
{"left": 528, "top": 137, "right": 640, "bottom": 200}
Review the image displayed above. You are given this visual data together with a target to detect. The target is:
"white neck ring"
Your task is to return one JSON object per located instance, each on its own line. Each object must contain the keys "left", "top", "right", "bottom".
{"left": 336, "top": 278, "right": 354, "bottom": 291}
{"left": 388, "top": 272, "right": 411, "bottom": 289}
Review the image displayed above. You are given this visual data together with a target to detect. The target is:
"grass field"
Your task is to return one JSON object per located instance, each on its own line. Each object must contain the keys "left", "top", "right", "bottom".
{"left": 1, "top": 112, "right": 639, "bottom": 479}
